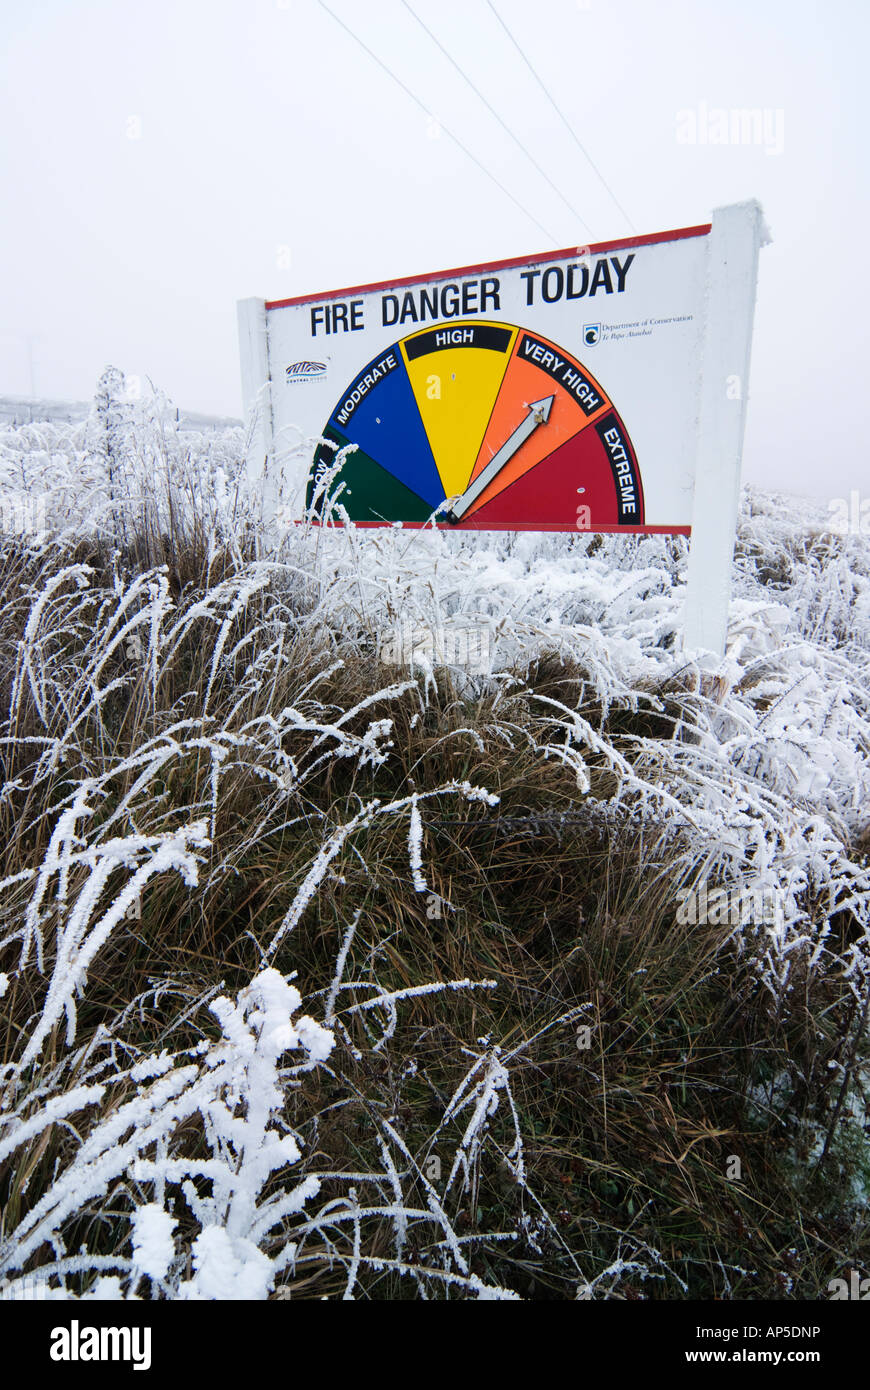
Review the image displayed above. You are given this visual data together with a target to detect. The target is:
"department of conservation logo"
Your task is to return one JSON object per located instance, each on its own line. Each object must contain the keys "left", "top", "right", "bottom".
{"left": 285, "top": 360, "right": 327, "bottom": 383}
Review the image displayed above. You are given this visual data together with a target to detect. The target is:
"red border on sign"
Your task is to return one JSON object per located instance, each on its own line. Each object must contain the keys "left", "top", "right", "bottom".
{"left": 301, "top": 521, "right": 692, "bottom": 536}
{"left": 265, "top": 224, "right": 712, "bottom": 311}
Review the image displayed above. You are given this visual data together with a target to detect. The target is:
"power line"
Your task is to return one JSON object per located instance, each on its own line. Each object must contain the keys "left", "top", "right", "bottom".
{"left": 485, "top": 0, "right": 636, "bottom": 233}
{"left": 316, "top": 0, "right": 560, "bottom": 245}
{"left": 401, "top": 0, "right": 593, "bottom": 238}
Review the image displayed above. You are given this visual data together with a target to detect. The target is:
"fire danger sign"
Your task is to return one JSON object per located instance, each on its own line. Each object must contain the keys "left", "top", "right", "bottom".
{"left": 242, "top": 224, "right": 713, "bottom": 533}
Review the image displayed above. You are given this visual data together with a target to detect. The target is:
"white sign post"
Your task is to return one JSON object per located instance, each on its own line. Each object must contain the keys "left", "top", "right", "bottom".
{"left": 238, "top": 202, "right": 767, "bottom": 656}
{"left": 236, "top": 296, "right": 276, "bottom": 529}
{"left": 682, "top": 200, "right": 768, "bottom": 658}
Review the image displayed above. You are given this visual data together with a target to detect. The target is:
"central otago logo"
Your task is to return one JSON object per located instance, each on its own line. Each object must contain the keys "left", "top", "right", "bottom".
{"left": 286, "top": 360, "right": 327, "bottom": 384}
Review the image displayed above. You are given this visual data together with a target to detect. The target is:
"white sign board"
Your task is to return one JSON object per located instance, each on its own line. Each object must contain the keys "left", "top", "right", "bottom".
{"left": 239, "top": 201, "right": 767, "bottom": 654}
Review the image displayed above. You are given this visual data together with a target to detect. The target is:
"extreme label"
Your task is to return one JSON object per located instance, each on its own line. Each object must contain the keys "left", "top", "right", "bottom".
{"left": 595, "top": 414, "right": 643, "bottom": 522}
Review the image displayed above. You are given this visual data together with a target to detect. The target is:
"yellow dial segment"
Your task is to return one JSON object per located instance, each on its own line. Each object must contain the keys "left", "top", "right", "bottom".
{"left": 400, "top": 323, "right": 518, "bottom": 499}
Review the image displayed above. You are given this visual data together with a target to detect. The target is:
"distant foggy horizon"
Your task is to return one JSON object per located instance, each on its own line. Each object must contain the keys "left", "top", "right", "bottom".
{"left": 2, "top": 0, "right": 868, "bottom": 502}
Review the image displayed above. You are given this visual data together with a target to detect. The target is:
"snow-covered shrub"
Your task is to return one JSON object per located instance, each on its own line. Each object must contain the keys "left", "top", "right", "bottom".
{"left": 0, "top": 383, "right": 869, "bottom": 1299}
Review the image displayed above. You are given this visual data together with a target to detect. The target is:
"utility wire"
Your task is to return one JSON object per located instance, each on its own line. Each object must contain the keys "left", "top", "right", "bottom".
{"left": 485, "top": 0, "right": 636, "bottom": 233}
{"left": 401, "top": 0, "right": 593, "bottom": 238}
{"left": 316, "top": 0, "right": 560, "bottom": 245}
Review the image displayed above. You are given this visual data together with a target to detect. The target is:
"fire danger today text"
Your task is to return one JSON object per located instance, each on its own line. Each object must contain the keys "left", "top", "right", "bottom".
{"left": 308, "top": 255, "right": 635, "bottom": 336}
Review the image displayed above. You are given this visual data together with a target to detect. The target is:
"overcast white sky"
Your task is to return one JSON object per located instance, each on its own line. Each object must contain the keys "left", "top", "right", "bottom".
{"left": 1, "top": 0, "right": 867, "bottom": 498}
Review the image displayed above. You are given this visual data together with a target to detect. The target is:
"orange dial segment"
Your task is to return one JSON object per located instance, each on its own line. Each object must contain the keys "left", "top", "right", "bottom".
{"left": 465, "top": 331, "right": 612, "bottom": 519}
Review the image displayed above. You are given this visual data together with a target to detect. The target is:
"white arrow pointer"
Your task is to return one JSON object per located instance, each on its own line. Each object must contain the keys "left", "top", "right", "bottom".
{"left": 447, "top": 395, "right": 555, "bottom": 523}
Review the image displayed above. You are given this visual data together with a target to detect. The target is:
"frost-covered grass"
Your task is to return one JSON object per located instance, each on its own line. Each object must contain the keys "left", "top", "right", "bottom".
{"left": 0, "top": 375, "right": 868, "bottom": 1299}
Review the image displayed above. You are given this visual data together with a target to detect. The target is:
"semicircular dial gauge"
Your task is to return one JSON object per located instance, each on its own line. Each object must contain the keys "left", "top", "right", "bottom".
{"left": 307, "top": 320, "right": 644, "bottom": 530}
